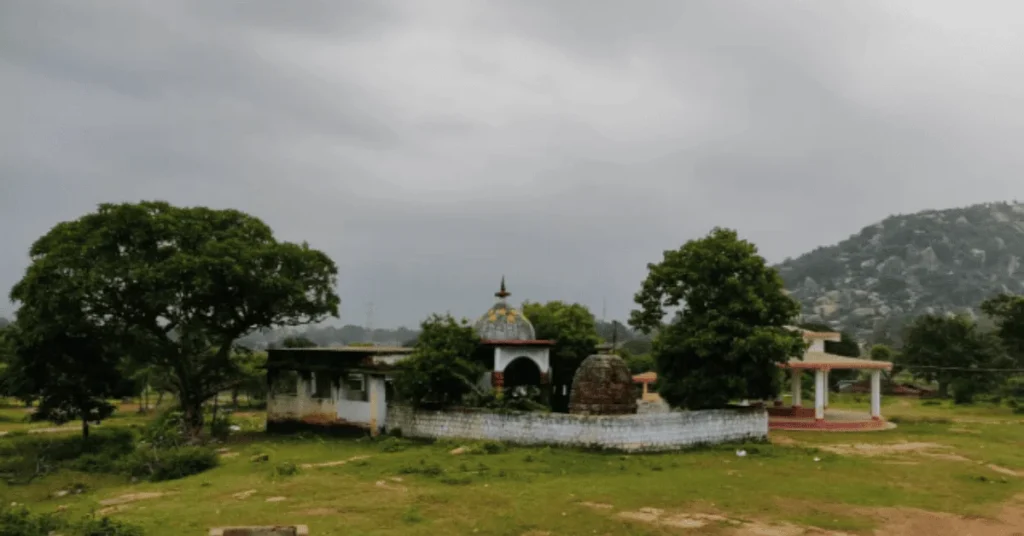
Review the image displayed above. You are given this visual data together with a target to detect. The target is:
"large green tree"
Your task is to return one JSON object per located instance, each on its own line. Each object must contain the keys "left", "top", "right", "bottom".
{"left": 981, "top": 294, "right": 1024, "bottom": 365}
{"left": 10, "top": 201, "right": 339, "bottom": 436}
{"left": 629, "top": 228, "right": 806, "bottom": 409}
{"left": 394, "top": 314, "right": 484, "bottom": 408}
{"left": 901, "top": 314, "right": 1009, "bottom": 401}
{"left": 4, "top": 306, "right": 125, "bottom": 438}
{"left": 522, "top": 300, "right": 600, "bottom": 411}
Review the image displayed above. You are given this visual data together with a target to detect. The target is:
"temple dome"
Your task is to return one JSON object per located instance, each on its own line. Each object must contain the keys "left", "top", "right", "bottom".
{"left": 474, "top": 278, "right": 537, "bottom": 341}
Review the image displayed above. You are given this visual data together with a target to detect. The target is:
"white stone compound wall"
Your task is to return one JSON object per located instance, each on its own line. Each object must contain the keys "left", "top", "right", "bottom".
{"left": 386, "top": 406, "right": 767, "bottom": 452}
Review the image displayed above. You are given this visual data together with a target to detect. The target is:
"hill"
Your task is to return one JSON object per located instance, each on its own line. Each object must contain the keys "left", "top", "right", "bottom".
{"left": 777, "top": 201, "right": 1024, "bottom": 344}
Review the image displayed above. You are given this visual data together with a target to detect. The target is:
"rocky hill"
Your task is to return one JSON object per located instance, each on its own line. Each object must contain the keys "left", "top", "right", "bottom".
{"left": 777, "top": 201, "right": 1024, "bottom": 343}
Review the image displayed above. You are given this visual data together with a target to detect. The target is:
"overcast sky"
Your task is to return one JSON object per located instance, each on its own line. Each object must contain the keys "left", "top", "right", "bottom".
{"left": 2, "top": 1, "right": 1023, "bottom": 327}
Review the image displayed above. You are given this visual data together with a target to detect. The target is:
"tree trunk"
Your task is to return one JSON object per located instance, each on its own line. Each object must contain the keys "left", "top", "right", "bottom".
{"left": 155, "top": 390, "right": 165, "bottom": 409}
{"left": 142, "top": 386, "right": 150, "bottom": 413}
{"left": 81, "top": 418, "right": 90, "bottom": 439}
{"left": 210, "top": 395, "right": 220, "bottom": 437}
{"left": 182, "top": 398, "right": 204, "bottom": 440}
{"left": 938, "top": 381, "right": 950, "bottom": 398}
{"left": 231, "top": 389, "right": 239, "bottom": 409}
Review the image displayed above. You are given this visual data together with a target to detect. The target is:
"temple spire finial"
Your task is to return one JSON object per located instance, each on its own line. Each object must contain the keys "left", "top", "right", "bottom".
{"left": 495, "top": 276, "right": 510, "bottom": 299}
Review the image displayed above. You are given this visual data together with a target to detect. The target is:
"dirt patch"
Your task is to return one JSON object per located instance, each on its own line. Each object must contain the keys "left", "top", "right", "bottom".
{"left": 727, "top": 522, "right": 805, "bottom": 536}
{"left": 232, "top": 490, "right": 258, "bottom": 500}
{"left": 857, "top": 496, "right": 1024, "bottom": 536}
{"left": 300, "top": 508, "right": 336, "bottom": 516}
{"left": 771, "top": 436, "right": 800, "bottom": 446}
{"left": 99, "top": 492, "right": 168, "bottom": 507}
{"left": 816, "top": 441, "right": 951, "bottom": 457}
{"left": 374, "top": 480, "right": 408, "bottom": 492}
{"left": 614, "top": 507, "right": 812, "bottom": 533}
{"left": 300, "top": 455, "right": 371, "bottom": 469}
{"left": 265, "top": 496, "right": 287, "bottom": 503}
{"left": 607, "top": 504, "right": 857, "bottom": 535}
{"left": 987, "top": 464, "right": 1022, "bottom": 477}
{"left": 96, "top": 505, "right": 130, "bottom": 516}
{"left": 579, "top": 501, "right": 614, "bottom": 510}
{"left": 948, "top": 427, "right": 980, "bottom": 434}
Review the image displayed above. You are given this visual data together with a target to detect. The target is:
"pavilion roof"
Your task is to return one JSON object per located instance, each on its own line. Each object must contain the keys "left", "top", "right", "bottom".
{"left": 782, "top": 351, "right": 893, "bottom": 371}
{"left": 632, "top": 371, "right": 657, "bottom": 384}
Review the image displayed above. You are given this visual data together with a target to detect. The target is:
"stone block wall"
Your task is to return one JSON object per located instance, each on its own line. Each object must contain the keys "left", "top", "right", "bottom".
{"left": 386, "top": 406, "right": 767, "bottom": 452}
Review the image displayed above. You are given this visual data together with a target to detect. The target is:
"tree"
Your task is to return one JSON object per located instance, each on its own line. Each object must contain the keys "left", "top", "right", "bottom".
{"left": 394, "top": 314, "right": 484, "bottom": 408}
{"left": 4, "top": 306, "right": 124, "bottom": 438}
{"left": 629, "top": 228, "right": 806, "bottom": 409}
{"left": 280, "top": 336, "right": 317, "bottom": 349}
{"left": 9, "top": 201, "right": 339, "bottom": 436}
{"left": 981, "top": 294, "right": 1024, "bottom": 365}
{"left": 521, "top": 301, "right": 600, "bottom": 412}
{"left": 901, "top": 314, "right": 1009, "bottom": 402}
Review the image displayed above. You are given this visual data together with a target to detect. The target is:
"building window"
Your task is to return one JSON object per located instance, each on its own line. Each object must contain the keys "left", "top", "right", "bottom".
{"left": 313, "top": 372, "right": 334, "bottom": 399}
{"left": 272, "top": 370, "right": 299, "bottom": 396}
{"left": 342, "top": 374, "right": 368, "bottom": 402}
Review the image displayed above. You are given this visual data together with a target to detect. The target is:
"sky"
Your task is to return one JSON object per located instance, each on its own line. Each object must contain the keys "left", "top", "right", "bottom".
{"left": 2, "top": 1, "right": 1024, "bottom": 328}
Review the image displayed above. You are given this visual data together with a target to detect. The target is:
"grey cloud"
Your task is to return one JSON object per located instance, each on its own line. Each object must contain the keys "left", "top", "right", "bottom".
{"left": 3, "top": 0, "right": 1024, "bottom": 327}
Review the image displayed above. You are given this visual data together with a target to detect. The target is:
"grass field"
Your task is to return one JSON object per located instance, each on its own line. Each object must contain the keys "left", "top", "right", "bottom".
{"left": 2, "top": 396, "right": 1023, "bottom": 535}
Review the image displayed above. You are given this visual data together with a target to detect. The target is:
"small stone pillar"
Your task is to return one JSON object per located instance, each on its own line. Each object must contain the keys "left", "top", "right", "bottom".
{"left": 492, "top": 371, "right": 504, "bottom": 396}
{"left": 870, "top": 369, "right": 882, "bottom": 420}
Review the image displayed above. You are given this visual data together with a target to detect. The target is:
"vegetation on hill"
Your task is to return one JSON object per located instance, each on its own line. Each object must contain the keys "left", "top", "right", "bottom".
{"left": 778, "top": 201, "right": 1024, "bottom": 343}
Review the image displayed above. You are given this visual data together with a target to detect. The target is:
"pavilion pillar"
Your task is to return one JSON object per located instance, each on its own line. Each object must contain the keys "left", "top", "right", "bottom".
{"left": 870, "top": 369, "right": 882, "bottom": 420}
{"left": 823, "top": 370, "right": 830, "bottom": 408}
{"left": 790, "top": 369, "right": 802, "bottom": 407}
{"left": 814, "top": 369, "right": 826, "bottom": 421}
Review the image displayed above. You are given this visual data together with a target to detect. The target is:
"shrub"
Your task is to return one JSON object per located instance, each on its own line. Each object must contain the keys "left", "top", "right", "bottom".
{"left": 274, "top": 462, "right": 299, "bottom": 477}
{"left": 69, "top": 516, "right": 144, "bottom": 536}
{"left": 478, "top": 441, "right": 506, "bottom": 455}
{"left": 139, "top": 409, "right": 187, "bottom": 449}
{"left": 0, "top": 505, "right": 142, "bottom": 536}
{"left": 209, "top": 413, "right": 233, "bottom": 441}
{"left": 0, "top": 504, "right": 62, "bottom": 536}
{"left": 0, "top": 428, "right": 136, "bottom": 483}
{"left": 122, "top": 446, "right": 218, "bottom": 482}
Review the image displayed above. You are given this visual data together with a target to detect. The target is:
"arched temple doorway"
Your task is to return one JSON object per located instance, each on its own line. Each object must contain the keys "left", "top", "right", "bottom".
{"left": 503, "top": 356, "right": 542, "bottom": 394}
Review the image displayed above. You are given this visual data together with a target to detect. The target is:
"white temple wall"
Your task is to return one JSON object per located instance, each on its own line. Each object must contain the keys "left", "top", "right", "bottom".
{"left": 386, "top": 406, "right": 767, "bottom": 452}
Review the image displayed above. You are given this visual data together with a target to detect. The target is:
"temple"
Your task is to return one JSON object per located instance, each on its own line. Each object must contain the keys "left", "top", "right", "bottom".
{"left": 265, "top": 278, "right": 554, "bottom": 435}
{"left": 768, "top": 326, "right": 893, "bottom": 431}
{"left": 473, "top": 277, "right": 554, "bottom": 393}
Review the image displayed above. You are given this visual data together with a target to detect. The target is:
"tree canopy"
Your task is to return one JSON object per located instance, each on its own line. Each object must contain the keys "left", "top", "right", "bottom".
{"left": 981, "top": 293, "right": 1024, "bottom": 365}
{"left": 522, "top": 300, "right": 600, "bottom": 412}
{"left": 394, "top": 314, "right": 484, "bottom": 408}
{"left": 629, "top": 228, "right": 806, "bottom": 409}
{"left": 4, "top": 301, "right": 125, "bottom": 437}
{"left": 900, "top": 314, "right": 1009, "bottom": 402}
{"left": 9, "top": 201, "right": 339, "bottom": 435}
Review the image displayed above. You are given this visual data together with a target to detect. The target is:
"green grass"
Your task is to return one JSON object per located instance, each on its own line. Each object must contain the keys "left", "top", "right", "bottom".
{"left": 2, "top": 398, "right": 1023, "bottom": 535}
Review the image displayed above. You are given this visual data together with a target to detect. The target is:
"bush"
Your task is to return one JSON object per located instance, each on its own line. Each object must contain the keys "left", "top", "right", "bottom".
{"left": 274, "top": 462, "right": 299, "bottom": 477}
{"left": 208, "top": 412, "right": 233, "bottom": 441}
{"left": 70, "top": 516, "right": 144, "bottom": 536}
{"left": 0, "top": 504, "right": 142, "bottom": 536}
{"left": 139, "top": 409, "right": 187, "bottom": 449}
{"left": 0, "top": 428, "right": 136, "bottom": 483}
{"left": 0, "top": 504, "right": 61, "bottom": 536}
{"left": 122, "top": 446, "right": 218, "bottom": 482}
